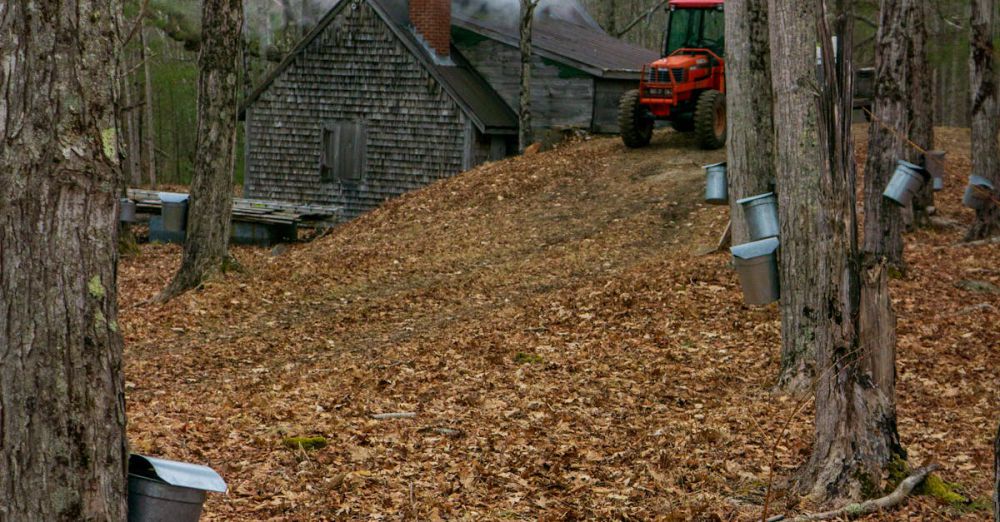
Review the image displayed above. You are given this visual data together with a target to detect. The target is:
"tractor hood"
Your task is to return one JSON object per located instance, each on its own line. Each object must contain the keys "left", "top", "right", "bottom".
{"left": 651, "top": 55, "right": 709, "bottom": 70}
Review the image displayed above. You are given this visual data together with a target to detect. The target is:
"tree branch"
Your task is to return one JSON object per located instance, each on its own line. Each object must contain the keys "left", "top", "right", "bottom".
{"left": 615, "top": 0, "right": 669, "bottom": 38}
{"left": 766, "top": 464, "right": 940, "bottom": 522}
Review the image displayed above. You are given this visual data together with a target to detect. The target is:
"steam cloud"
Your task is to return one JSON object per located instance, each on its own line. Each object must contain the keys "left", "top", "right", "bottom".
{"left": 244, "top": 0, "right": 601, "bottom": 49}
{"left": 455, "top": 0, "right": 599, "bottom": 28}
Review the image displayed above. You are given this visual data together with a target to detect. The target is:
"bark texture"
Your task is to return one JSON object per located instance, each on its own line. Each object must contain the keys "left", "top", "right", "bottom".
{"left": 858, "top": 0, "right": 920, "bottom": 410}
{"left": 908, "top": 1, "right": 935, "bottom": 226}
{"left": 995, "top": 420, "right": 999, "bottom": 522}
{"left": 158, "top": 0, "right": 244, "bottom": 302}
{"left": 519, "top": 0, "right": 539, "bottom": 152}
{"left": 799, "top": 0, "right": 903, "bottom": 503}
{"left": 726, "top": 0, "right": 775, "bottom": 245}
{"left": 767, "top": 0, "right": 821, "bottom": 395}
{"left": 862, "top": 0, "right": 922, "bottom": 265}
{"left": 0, "top": 1, "right": 128, "bottom": 519}
{"left": 142, "top": 23, "right": 158, "bottom": 187}
{"left": 967, "top": 0, "right": 999, "bottom": 241}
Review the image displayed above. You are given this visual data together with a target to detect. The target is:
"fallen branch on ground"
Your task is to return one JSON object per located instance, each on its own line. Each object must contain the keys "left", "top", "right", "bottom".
{"left": 765, "top": 463, "right": 939, "bottom": 522}
{"left": 371, "top": 412, "right": 417, "bottom": 420}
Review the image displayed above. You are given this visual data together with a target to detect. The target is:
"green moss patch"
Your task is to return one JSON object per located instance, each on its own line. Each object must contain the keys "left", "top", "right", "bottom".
{"left": 915, "top": 473, "right": 968, "bottom": 505}
{"left": 283, "top": 436, "right": 328, "bottom": 451}
{"left": 886, "top": 455, "right": 985, "bottom": 512}
{"left": 514, "top": 352, "right": 544, "bottom": 364}
{"left": 88, "top": 276, "right": 106, "bottom": 299}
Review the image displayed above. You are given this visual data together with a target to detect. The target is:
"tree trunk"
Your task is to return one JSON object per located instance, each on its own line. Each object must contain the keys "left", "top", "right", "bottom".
{"left": 908, "top": 0, "right": 934, "bottom": 226}
{"left": 862, "top": 0, "right": 920, "bottom": 266}
{"left": 967, "top": 0, "right": 999, "bottom": 241}
{"left": 860, "top": 0, "right": 923, "bottom": 422}
{"left": 854, "top": 0, "right": 927, "bottom": 427}
{"left": 994, "top": 421, "right": 999, "bottom": 522}
{"left": 767, "top": 0, "right": 822, "bottom": 395}
{"left": 797, "top": 0, "right": 903, "bottom": 504}
{"left": 157, "top": 0, "right": 244, "bottom": 302}
{"left": 123, "top": 58, "right": 144, "bottom": 187}
{"left": 142, "top": 22, "right": 158, "bottom": 187}
{"left": 519, "top": 0, "right": 539, "bottom": 153}
{"left": 0, "top": 1, "right": 128, "bottom": 518}
{"left": 726, "top": 0, "right": 775, "bottom": 246}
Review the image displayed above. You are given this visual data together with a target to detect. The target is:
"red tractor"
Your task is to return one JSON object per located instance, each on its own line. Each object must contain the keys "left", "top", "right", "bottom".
{"left": 619, "top": 0, "right": 726, "bottom": 149}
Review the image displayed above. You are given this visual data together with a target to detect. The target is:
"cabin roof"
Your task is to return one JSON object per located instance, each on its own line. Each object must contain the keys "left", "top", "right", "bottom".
{"left": 451, "top": 14, "right": 660, "bottom": 80}
{"left": 242, "top": 0, "right": 518, "bottom": 135}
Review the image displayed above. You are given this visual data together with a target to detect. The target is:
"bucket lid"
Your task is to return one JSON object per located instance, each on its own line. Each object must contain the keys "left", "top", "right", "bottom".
{"left": 159, "top": 192, "right": 189, "bottom": 204}
{"left": 969, "top": 175, "right": 995, "bottom": 190}
{"left": 129, "top": 454, "right": 227, "bottom": 493}
{"left": 736, "top": 192, "right": 776, "bottom": 206}
{"left": 896, "top": 159, "right": 931, "bottom": 180}
{"left": 703, "top": 161, "right": 727, "bottom": 170}
{"left": 731, "top": 237, "right": 780, "bottom": 260}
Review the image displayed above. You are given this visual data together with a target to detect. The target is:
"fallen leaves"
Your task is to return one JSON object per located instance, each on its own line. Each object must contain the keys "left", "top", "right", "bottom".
{"left": 117, "top": 128, "right": 996, "bottom": 521}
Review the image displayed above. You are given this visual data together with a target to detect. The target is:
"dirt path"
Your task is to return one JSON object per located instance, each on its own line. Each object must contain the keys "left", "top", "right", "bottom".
{"left": 120, "top": 128, "right": 997, "bottom": 520}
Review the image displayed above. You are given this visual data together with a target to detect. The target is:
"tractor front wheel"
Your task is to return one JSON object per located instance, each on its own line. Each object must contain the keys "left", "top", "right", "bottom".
{"left": 694, "top": 90, "right": 726, "bottom": 150}
{"left": 619, "top": 89, "right": 653, "bottom": 148}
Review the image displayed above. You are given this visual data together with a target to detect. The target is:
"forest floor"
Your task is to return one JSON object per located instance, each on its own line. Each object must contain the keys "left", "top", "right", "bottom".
{"left": 120, "top": 127, "right": 998, "bottom": 521}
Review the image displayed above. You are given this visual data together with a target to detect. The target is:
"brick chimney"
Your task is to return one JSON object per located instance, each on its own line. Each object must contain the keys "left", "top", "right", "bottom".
{"left": 410, "top": 0, "right": 451, "bottom": 59}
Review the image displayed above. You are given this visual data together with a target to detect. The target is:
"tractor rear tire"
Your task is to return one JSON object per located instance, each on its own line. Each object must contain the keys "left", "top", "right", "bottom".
{"left": 694, "top": 90, "right": 726, "bottom": 150}
{"left": 619, "top": 89, "right": 653, "bottom": 148}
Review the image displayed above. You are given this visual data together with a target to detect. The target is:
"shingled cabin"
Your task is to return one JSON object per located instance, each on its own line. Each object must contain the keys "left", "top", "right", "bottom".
{"left": 242, "top": 0, "right": 657, "bottom": 219}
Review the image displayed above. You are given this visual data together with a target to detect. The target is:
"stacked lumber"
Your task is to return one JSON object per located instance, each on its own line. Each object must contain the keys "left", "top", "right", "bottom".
{"left": 126, "top": 189, "right": 341, "bottom": 226}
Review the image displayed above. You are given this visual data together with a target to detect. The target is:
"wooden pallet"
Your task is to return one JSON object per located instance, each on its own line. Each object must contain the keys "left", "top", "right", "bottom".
{"left": 127, "top": 189, "right": 341, "bottom": 226}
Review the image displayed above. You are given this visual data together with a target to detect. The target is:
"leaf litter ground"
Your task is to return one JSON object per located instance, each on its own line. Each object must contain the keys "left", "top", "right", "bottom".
{"left": 120, "top": 128, "right": 997, "bottom": 521}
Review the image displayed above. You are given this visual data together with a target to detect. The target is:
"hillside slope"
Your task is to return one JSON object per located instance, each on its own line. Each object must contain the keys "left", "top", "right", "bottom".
{"left": 120, "top": 129, "right": 997, "bottom": 521}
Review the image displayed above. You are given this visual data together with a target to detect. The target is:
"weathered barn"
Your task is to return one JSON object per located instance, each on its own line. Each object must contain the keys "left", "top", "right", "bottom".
{"left": 242, "top": 0, "right": 657, "bottom": 218}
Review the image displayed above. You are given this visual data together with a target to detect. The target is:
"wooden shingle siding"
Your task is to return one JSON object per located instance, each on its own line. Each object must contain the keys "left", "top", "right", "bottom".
{"left": 245, "top": 2, "right": 466, "bottom": 219}
{"left": 453, "top": 37, "right": 594, "bottom": 131}
{"left": 592, "top": 79, "right": 638, "bottom": 133}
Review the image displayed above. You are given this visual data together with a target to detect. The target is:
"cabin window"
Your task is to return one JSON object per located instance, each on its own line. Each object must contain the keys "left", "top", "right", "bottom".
{"left": 320, "top": 121, "right": 366, "bottom": 183}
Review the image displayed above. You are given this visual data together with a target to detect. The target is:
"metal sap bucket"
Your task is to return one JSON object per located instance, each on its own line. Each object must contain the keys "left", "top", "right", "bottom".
{"left": 704, "top": 162, "right": 728, "bottom": 205}
{"left": 120, "top": 198, "right": 138, "bottom": 223}
{"left": 963, "top": 175, "right": 996, "bottom": 210}
{"left": 925, "top": 150, "right": 946, "bottom": 191}
{"left": 128, "top": 454, "right": 227, "bottom": 522}
{"left": 883, "top": 160, "right": 929, "bottom": 206}
{"left": 159, "top": 193, "right": 189, "bottom": 233}
{"left": 731, "top": 237, "right": 781, "bottom": 306}
{"left": 737, "top": 192, "right": 779, "bottom": 241}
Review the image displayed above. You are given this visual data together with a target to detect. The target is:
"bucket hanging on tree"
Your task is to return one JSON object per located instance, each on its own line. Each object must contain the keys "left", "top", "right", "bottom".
{"left": 737, "top": 192, "right": 779, "bottom": 241}
{"left": 704, "top": 162, "right": 728, "bottom": 205}
{"left": 731, "top": 237, "right": 781, "bottom": 306}
{"left": 963, "top": 175, "right": 996, "bottom": 210}
{"left": 924, "top": 150, "right": 946, "bottom": 191}
{"left": 883, "top": 159, "right": 930, "bottom": 206}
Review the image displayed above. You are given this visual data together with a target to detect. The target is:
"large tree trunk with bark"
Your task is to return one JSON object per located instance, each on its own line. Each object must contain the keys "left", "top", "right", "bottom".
{"left": 862, "top": 0, "right": 921, "bottom": 266}
{"left": 967, "top": 0, "right": 999, "bottom": 241}
{"left": 519, "top": 0, "right": 539, "bottom": 153}
{"left": 856, "top": 0, "right": 920, "bottom": 411}
{"left": 726, "top": 0, "right": 775, "bottom": 245}
{"left": 908, "top": 1, "right": 935, "bottom": 226}
{"left": 0, "top": 1, "right": 128, "bottom": 518}
{"left": 993, "top": 418, "right": 1000, "bottom": 522}
{"left": 157, "top": 0, "right": 244, "bottom": 302}
{"left": 994, "top": 421, "right": 999, "bottom": 522}
{"left": 797, "top": 0, "right": 903, "bottom": 504}
{"left": 142, "top": 22, "right": 158, "bottom": 187}
{"left": 767, "top": 0, "right": 822, "bottom": 395}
